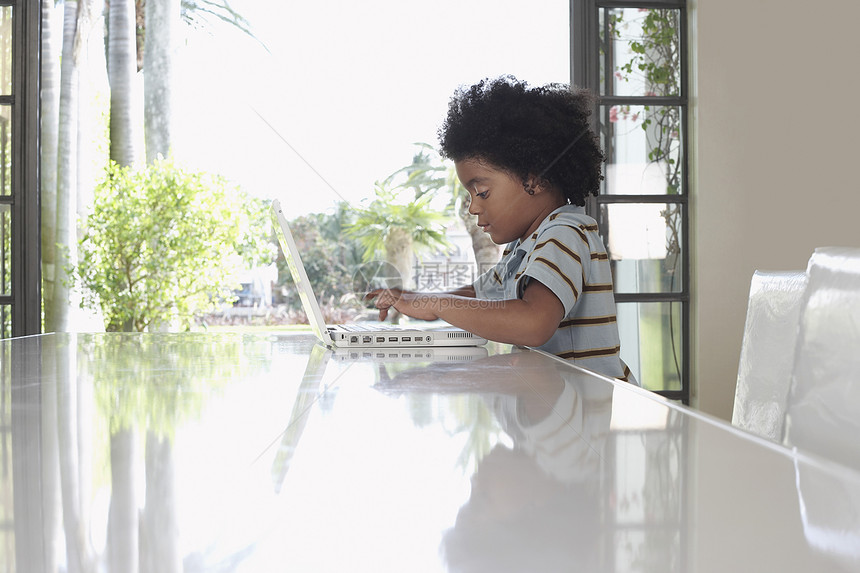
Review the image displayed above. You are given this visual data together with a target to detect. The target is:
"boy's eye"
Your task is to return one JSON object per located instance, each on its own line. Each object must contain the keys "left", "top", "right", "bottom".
{"left": 475, "top": 190, "right": 489, "bottom": 199}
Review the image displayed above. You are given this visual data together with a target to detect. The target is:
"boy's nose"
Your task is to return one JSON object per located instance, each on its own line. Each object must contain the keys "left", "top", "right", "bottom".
{"left": 468, "top": 198, "right": 481, "bottom": 216}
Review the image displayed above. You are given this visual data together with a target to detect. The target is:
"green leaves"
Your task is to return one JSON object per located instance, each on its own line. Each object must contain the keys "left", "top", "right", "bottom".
{"left": 346, "top": 143, "right": 455, "bottom": 264}
{"left": 75, "top": 158, "right": 270, "bottom": 332}
{"left": 346, "top": 183, "right": 451, "bottom": 263}
{"left": 611, "top": 8, "right": 680, "bottom": 98}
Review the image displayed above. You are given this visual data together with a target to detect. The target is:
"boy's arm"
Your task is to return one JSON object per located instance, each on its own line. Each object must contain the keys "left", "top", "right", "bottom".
{"left": 444, "top": 285, "right": 476, "bottom": 298}
{"left": 367, "top": 281, "right": 563, "bottom": 348}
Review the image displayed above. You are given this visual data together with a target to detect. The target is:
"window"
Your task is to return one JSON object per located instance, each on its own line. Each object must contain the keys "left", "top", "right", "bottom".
{"left": 0, "top": 1, "right": 40, "bottom": 339}
{"left": 572, "top": 0, "right": 689, "bottom": 402}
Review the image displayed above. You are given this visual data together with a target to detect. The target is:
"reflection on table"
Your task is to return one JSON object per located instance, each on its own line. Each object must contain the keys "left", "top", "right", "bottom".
{"left": 2, "top": 332, "right": 859, "bottom": 572}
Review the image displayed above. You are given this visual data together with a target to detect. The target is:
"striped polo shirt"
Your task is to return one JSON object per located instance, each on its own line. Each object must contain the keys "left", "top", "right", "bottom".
{"left": 473, "top": 205, "right": 633, "bottom": 382}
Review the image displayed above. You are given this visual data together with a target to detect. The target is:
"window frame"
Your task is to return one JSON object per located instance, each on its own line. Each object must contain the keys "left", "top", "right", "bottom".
{"left": 571, "top": 0, "right": 690, "bottom": 403}
{"left": 1, "top": 0, "right": 40, "bottom": 338}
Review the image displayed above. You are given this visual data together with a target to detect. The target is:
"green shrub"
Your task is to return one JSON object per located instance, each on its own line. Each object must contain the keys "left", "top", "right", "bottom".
{"left": 75, "top": 158, "right": 272, "bottom": 332}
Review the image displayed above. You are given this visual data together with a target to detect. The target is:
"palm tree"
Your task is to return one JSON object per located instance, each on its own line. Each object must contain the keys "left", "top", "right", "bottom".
{"left": 104, "top": 5, "right": 143, "bottom": 568}
{"left": 347, "top": 182, "right": 450, "bottom": 292}
{"left": 179, "top": 0, "right": 254, "bottom": 36}
{"left": 143, "top": 0, "right": 258, "bottom": 164}
{"left": 52, "top": 0, "right": 102, "bottom": 333}
{"left": 392, "top": 143, "right": 500, "bottom": 270}
{"left": 107, "top": 0, "right": 139, "bottom": 167}
{"left": 143, "top": 0, "right": 180, "bottom": 164}
{"left": 50, "top": 1, "right": 80, "bottom": 333}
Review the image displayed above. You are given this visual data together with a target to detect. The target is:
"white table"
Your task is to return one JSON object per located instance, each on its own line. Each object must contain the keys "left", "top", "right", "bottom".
{"left": 4, "top": 332, "right": 859, "bottom": 572}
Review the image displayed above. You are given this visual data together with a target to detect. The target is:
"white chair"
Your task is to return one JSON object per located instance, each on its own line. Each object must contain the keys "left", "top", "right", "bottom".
{"left": 783, "top": 247, "right": 860, "bottom": 471}
{"left": 793, "top": 456, "right": 860, "bottom": 568}
{"left": 732, "top": 270, "right": 807, "bottom": 442}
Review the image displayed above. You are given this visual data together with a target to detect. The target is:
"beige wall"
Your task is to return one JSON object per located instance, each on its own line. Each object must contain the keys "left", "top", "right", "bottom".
{"left": 691, "top": 0, "right": 860, "bottom": 419}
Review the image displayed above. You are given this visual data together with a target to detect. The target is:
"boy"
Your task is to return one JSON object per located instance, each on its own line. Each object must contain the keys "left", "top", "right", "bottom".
{"left": 368, "top": 76, "right": 632, "bottom": 382}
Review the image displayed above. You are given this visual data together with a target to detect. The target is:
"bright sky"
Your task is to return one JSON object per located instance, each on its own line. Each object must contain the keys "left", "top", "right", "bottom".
{"left": 172, "top": 0, "right": 570, "bottom": 216}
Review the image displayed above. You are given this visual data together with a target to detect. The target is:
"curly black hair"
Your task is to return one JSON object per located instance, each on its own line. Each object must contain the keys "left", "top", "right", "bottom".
{"left": 437, "top": 76, "right": 604, "bottom": 206}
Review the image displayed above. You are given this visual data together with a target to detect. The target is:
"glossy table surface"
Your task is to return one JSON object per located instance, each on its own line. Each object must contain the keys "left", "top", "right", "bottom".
{"left": 4, "top": 332, "right": 860, "bottom": 572}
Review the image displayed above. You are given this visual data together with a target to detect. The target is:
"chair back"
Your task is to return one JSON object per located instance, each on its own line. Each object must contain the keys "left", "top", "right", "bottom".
{"left": 732, "top": 270, "right": 807, "bottom": 441}
{"left": 783, "top": 247, "right": 860, "bottom": 471}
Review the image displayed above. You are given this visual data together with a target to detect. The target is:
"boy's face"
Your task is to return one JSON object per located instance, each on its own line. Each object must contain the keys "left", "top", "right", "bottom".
{"left": 455, "top": 158, "right": 563, "bottom": 245}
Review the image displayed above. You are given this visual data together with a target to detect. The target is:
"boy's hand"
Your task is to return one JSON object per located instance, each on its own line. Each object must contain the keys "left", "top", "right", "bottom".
{"left": 365, "top": 289, "right": 440, "bottom": 322}
{"left": 367, "top": 281, "right": 563, "bottom": 348}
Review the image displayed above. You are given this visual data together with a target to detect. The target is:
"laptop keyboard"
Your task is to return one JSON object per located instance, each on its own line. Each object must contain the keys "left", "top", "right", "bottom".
{"left": 338, "top": 323, "right": 400, "bottom": 332}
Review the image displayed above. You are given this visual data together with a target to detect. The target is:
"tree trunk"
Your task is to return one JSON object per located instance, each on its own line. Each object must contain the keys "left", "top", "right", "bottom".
{"left": 40, "top": 342, "right": 63, "bottom": 573}
{"left": 142, "top": 0, "right": 181, "bottom": 332}
{"left": 56, "top": 339, "right": 95, "bottom": 573}
{"left": 52, "top": 0, "right": 101, "bottom": 332}
{"left": 140, "top": 431, "right": 182, "bottom": 573}
{"left": 107, "top": 428, "right": 139, "bottom": 573}
{"left": 385, "top": 228, "right": 414, "bottom": 290}
{"left": 108, "top": 0, "right": 139, "bottom": 167}
{"left": 384, "top": 228, "right": 414, "bottom": 324}
{"left": 52, "top": 0, "right": 83, "bottom": 332}
{"left": 143, "top": 0, "right": 179, "bottom": 164}
{"left": 40, "top": 0, "right": 60, "bottom": 330}
{"left": 459, "top": 199, "right": 500, "bottom": 274}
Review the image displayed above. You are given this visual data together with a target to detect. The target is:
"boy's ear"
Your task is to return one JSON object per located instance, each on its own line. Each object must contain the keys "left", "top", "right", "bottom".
{"left": 524, "top": 175, "right": 547, "bottom": 196}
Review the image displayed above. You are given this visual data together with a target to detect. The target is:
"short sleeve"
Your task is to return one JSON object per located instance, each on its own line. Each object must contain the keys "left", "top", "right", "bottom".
{"left": 517, "top": 224, "right": 590, "bottom": 316}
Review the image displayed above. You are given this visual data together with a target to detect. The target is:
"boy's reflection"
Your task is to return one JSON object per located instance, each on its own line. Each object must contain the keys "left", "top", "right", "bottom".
{"left": 375, "top": 350, "right": 613, "bottom": 572}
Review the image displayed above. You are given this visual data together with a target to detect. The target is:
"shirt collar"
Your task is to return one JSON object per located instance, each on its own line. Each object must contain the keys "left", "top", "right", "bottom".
{"left": 512, "top": 204, "right": 585, "bottom": 255}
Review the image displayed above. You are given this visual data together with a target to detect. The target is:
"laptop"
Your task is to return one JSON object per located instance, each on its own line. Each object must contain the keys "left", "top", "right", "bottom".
{"left": 331, "top": 345, "right": 489, "bottom": 362}
{"left": 270, "top": 199, "right": 487, "bottom": 348}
